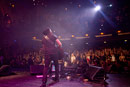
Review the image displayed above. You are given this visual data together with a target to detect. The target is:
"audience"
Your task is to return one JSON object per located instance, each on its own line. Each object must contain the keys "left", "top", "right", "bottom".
{"left": 1, "top": 47, "right": 129, "bottom": 74}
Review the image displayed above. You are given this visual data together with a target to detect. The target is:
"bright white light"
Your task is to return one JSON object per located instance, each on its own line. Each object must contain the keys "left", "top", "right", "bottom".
{"left": 124, "top": 40, "right": 127, "bottom": 42}
{"left": 86, "top": 43, "right": 88, "bottom": 45}
{"left": 94, "top": 5, "right": 101, "bottom": 11}
{"left": 109, "top": 4, "right": 112, "bottom": 7}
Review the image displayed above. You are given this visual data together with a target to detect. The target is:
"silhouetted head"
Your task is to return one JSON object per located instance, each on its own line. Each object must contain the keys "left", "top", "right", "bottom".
{"left": 42, "top": 28, "right": 52, "bottom": 35}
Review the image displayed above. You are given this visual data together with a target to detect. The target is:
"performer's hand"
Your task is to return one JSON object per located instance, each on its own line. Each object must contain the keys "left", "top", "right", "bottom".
{"left": 56, "top": 39, "right": 62, "bottom": 48}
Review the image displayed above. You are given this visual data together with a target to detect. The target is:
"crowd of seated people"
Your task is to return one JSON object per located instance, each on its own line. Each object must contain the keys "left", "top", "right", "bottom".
{"left": 66, "top": 47, "right": 130, "bottom": 74}
{"left": 9, "top": 51, "right": 44, "bottom": 68}
{"left": 0, "top": 47, "right": 130, "bottom": 74}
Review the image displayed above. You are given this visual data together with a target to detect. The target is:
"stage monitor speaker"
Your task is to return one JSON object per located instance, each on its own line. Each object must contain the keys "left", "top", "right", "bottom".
{"left": 84, "top": 65, "right": 105, "bottom": 81}
{"left": 30, "top": 65, "right": 44, "bottom": 75}
{"left": 0, "top": 65, "right": 12, "bottom": 76}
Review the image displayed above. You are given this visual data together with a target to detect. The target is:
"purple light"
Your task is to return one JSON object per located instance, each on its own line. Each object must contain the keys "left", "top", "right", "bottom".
{"left": 36, "top": 75, "right": 43, "bottom": 78}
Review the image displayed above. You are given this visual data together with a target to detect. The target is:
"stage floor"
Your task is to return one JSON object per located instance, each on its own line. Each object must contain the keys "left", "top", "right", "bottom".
{"left": 0, "top": 72, "right": 130, "bottom": 87}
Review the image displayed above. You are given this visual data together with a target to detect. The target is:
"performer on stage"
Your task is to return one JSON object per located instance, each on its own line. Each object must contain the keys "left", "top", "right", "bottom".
{"left": 40, "top": 28, "right": 62, "bottom": 87}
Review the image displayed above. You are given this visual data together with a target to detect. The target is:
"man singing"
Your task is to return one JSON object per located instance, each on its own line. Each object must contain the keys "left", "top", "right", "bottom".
{"left": 40, "top": 28, "right": 62, "bottom": 87}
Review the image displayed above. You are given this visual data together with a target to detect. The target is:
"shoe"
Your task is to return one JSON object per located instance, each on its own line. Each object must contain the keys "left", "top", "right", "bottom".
{"left": 54, "top": 79, "right": 59, "bottom": 83}
{"left": 40, "top": 84, "right": 46, "bottom": 87}
{"left": 52, "top": 78, "right": 59, "bottom": 82}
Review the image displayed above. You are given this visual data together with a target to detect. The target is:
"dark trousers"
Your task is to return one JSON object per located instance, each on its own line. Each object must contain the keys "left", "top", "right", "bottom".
{"left": 42, "top": 53, "right": 59, "bottom": 85}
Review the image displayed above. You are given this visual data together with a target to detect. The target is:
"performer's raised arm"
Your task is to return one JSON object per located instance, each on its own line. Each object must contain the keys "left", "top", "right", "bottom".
{"left": 56, "top": 39, "right": 62, "bottom": 48}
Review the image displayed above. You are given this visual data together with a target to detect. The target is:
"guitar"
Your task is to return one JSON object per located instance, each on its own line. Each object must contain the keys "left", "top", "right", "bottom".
{"left": 33, "top": 36, "right": 64, "bottom": 60}
{"left": 44, "top": 35, "right": 64, "bottom": 60}
{"left": 56, "top": 46, "right": 64, "bottom": 60}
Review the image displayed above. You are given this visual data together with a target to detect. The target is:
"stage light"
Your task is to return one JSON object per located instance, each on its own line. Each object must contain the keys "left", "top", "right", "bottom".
{"left": 100, "top": 32, "right": 104, "bottom": 35}
{"left": 11, "top": 4, "right": 15, "bottom": 8}
{"left": 104, "top": 41, "right": 107, "bottom": 44}
{"left": 117, "top": 30, "right": 121, "bottom": 33}
{"left": 94, "top": 5, "right": 101, "bottom": 11}
{"left": 109, "top": 4, "right": 112, "bottom": 7}
{"left": 85, "top": 43, "right": 88, "bottom": 45}
{"left": 85, "top": 34, "right": 88, "bottom": 37}
{"left": 36, "top": 75, "right": 43, "bottom": 78}
{"left": 124, "top": 40, "right": 127, "bottom": 42}
{"left": 32, "top": 36, "right": 36, "bottom": 40}
{"left": 83, "top": 79, "right": 88, "bottom": 83}
{"left": 72, "top": 35, "right": 75, "bottom": 37}
{"left": 66, "top": 76, "right": 71, "bottom": 80}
